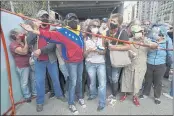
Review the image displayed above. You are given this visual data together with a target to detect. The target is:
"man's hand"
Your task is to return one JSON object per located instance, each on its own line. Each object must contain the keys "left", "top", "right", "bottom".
{"left": 150, "top": 43, "right": 158, "bottom": 49}
{"left": 20, "top": 23, "right": 33, "bottom": 32}
{"left": 89, "top": 47, "right": 97, "bottom": 52}
{"left": 108, "top": 45, "right": 117, "bottom": 51}
{"left": 33, "top": 49, "right": 41, "bottom": 57}
{"left": 24, "top": 36, "right": 28, "bottom": 44}
{"left": 33, "top": 20, "right": 42, "bottom": 29}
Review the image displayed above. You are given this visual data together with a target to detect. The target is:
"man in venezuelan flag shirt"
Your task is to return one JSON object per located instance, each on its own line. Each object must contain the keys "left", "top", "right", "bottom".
{"left": 21, "top": 13, "right": 86, "bottom": 115}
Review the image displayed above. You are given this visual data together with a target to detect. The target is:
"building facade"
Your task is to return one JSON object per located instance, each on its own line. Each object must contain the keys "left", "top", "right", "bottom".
{"left": 136, "top": 1, "right": 158, "bottom": 24}
{"left": 123, "top": 1, "right": 137, "bottom": 24}
{"left": 136, "top": 1, "right": 173, "bottom": 24}
{"left": 157, "top": 1, "right": 173, "bottom": 24}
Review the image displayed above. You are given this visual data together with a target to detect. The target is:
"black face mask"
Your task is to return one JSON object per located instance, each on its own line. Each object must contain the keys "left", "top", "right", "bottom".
{"left": 110, "top": 23, "right": 118, "bottom": 29}
{"left": 68, "top": 20, "right": 78, "bottom": 29}
{"left": 41, "top": 18, "right": 49, "bottom": 27}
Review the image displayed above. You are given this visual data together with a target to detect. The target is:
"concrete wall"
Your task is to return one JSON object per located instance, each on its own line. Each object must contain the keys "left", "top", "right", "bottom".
{"left": 1, "top": 11, "right": 23, "bottom": 115}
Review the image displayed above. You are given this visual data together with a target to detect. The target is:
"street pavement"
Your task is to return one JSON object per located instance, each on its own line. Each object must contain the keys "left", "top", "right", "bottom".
{"left": 16, "top": 78, "right": 173, "bottom": 115}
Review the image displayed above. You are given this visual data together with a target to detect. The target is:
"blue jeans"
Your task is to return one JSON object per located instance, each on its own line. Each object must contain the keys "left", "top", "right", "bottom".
{"left": 170, "top": 79, "right": 173, "bottom": 96}
{"left": 17, "top": 67, "right": 31, "bottom": 99}
{"left": 86, "top": 62, "right": 106, "bottom": 107}
{"left": 35, "top": 60, "right": 63, "bottom": 104}
{"left": 59, "top": 64, "right": 69, "bottom": 81}
{"left": 30, "top": 65, "right": 37, "bottom": 96}
{"left": 66, "top": 61, "right": 83, "bottom": 105}
{"left": 110, "top": 67, "right": 122, "bottom": 83}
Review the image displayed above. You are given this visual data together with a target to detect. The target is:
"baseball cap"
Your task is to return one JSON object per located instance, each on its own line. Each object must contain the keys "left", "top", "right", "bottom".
{"left": 65, "top": 13, "right": 78, "bottom": 20}
{"left": 36, "top": 10, "right": 49, "bottom": 18}
{"left": 131, "top": 25, "right": 143, "bottom": 33}
{"left": 102, "top": 18, "right": 108, "bottom": 23}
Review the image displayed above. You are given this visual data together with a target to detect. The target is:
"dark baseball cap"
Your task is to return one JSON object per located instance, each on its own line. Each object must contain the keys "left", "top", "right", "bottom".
{"left": 65, "top": 13, "right": 78, "bottom": 20}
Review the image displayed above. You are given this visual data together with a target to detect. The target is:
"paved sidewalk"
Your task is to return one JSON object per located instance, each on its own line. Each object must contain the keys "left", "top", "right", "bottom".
{"left": 16, "top": 79, "right": 173, "bottom": 115}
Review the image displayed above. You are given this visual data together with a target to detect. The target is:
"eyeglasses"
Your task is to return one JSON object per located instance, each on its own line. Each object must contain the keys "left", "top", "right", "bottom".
{"left": 111, "top": 19, "right": 118, "bottom": 24}
{"left": 92, "top": 25, "right": 100, "bottom": 28}
{"left": 158, "top": 33, "right": 164, "bottom": 37}
{"left": 133, "top": 30, "right": 144, "bottom": 33}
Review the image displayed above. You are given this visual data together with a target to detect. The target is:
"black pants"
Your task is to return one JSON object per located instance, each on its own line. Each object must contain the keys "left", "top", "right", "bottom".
{"left": 105, "top": 49, "right": 122, "bottom": 96}
{"left": 82, "top": 60, "right": 90, "bottom": 97}
{"left": 143, "top": 63, "right": 166, "bottom": 98}
{"left": 164, "top": 64, "right": 171, "bottom": 79}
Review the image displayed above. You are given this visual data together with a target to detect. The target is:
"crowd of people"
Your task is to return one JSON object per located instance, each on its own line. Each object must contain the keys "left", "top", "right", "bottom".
{"left": 9, "top": 9, "right": 173, "bottom": 115}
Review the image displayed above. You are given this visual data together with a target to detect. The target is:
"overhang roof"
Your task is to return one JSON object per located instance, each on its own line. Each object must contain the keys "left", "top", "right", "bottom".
{"left": 50, "top": 1, "right": 123, "bottom": 20}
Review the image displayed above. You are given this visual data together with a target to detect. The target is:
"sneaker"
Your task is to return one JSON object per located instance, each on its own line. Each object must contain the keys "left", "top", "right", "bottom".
{"left": 78, "top": 99, "right": 86, "bottom": 108}
{"left": 163, "top": 93, "right": 173, "bottom": 99}
{"left": 154, "top": 98, "right": 161, "bottom": 104}
{"left": 32, "top": 94, "right": 37, "bottom": 97}
{"left": 57, "top": 96, "right": 67, "bottom": 102}
{"left": 109, "top": 97, "right": 117, "bottom": 106}
{"left": 133, "top": 96, "right": 140, "bottom": 106}
{"left": 49, "top": 93, "right": 55, "bottom": 99}
{"left": 168, "top": 78, "right": 172, "bottom": 82}
{"left": 45, "top": 90, "right": 50, "bottom": 94}
{"left": 139, "top": 95, "right": 148, "bottom": 99}
{"left": 120, "top": 95, "right": 127, "bottom": 102}
{"left": 87, "top": 96, "right": 96, "bottom": 100}
{"left": 36, "top": 104, "right": 43, "bottom": 112}
{"left": 107, "top": 94, "right": 113, "bottom": 100}
{"left": 97, "top": 105, "right": 105, "bottom": 111}
{"left": 25, "top": 98, "right": 31, "bottom": 103}
{"left": 69, "top": 105, "right": 79, "bottom": 115}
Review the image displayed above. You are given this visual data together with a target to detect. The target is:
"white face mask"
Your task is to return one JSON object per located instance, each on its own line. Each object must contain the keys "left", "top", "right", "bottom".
{"left": 91, "top": 27, "right": 99, "bottom": 34}
{"left": 101, "top": 23, "right": 107, "bottom": 29}
{"left": 134, "top": 32, "right": 143, "bottom": 40}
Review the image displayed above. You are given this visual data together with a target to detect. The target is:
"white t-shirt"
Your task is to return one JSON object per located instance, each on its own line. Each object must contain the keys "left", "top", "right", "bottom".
{"left": 85, "top": 37, "right": 105, "bottom": 63}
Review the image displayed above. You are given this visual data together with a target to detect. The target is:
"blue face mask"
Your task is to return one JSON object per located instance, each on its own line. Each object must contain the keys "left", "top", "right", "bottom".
{"left": 152, "top": 33, "right": 160, "bottom": 42}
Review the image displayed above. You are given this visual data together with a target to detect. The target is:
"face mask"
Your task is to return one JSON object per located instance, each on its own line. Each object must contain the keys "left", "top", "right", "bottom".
{"left": 18, "top": 33, "right": 25, "bottom": 42}
{"left": 68, "top": 20, "right": 78, "bottom": 29}
{"left": 101, "top": 23, "right": 107, "bottom": 29}
{"left": 91, "top": 27, "right": 99, "bottom": 34}
{"left": 152, "top": 33, "right": 162, "bottom": 41}
{"left": 110, "top": 23, "right": 118, "bottom": 29}
{"left": 41, "top": 18, "right": 49, "bottom": 27}
{"left": 134, "top": 32, "right": 143, "bottom": 40}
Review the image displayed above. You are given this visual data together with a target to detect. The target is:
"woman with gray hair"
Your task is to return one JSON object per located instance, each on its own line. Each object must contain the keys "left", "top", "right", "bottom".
{"left": 9, "top": 28, "right": 36, "bottom": 102}
{"left": 119, "top": 20, "right": 158, "bottom": 106}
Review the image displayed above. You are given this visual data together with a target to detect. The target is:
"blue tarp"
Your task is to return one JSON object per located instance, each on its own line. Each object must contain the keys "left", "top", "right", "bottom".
{"left": 1, "top": 11, "right": 24, "bottom": 114}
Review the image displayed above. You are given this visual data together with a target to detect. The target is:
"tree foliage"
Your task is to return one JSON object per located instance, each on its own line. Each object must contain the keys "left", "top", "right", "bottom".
{"left": 0, "top": 1, "right": 48, "bottom": 18}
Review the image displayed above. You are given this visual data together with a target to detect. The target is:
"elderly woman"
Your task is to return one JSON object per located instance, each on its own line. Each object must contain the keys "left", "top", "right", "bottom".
{"left": 119, "top": 20, "right": 158, "bottom": 106}
{"left": 9, "top": 28, "right": 36, "bottom": 102}
{"left": 84, "top": 19, "right": 106, "bottom": 111}
{"left": 140, "top": 25, "right": 173, "bottom": 104}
